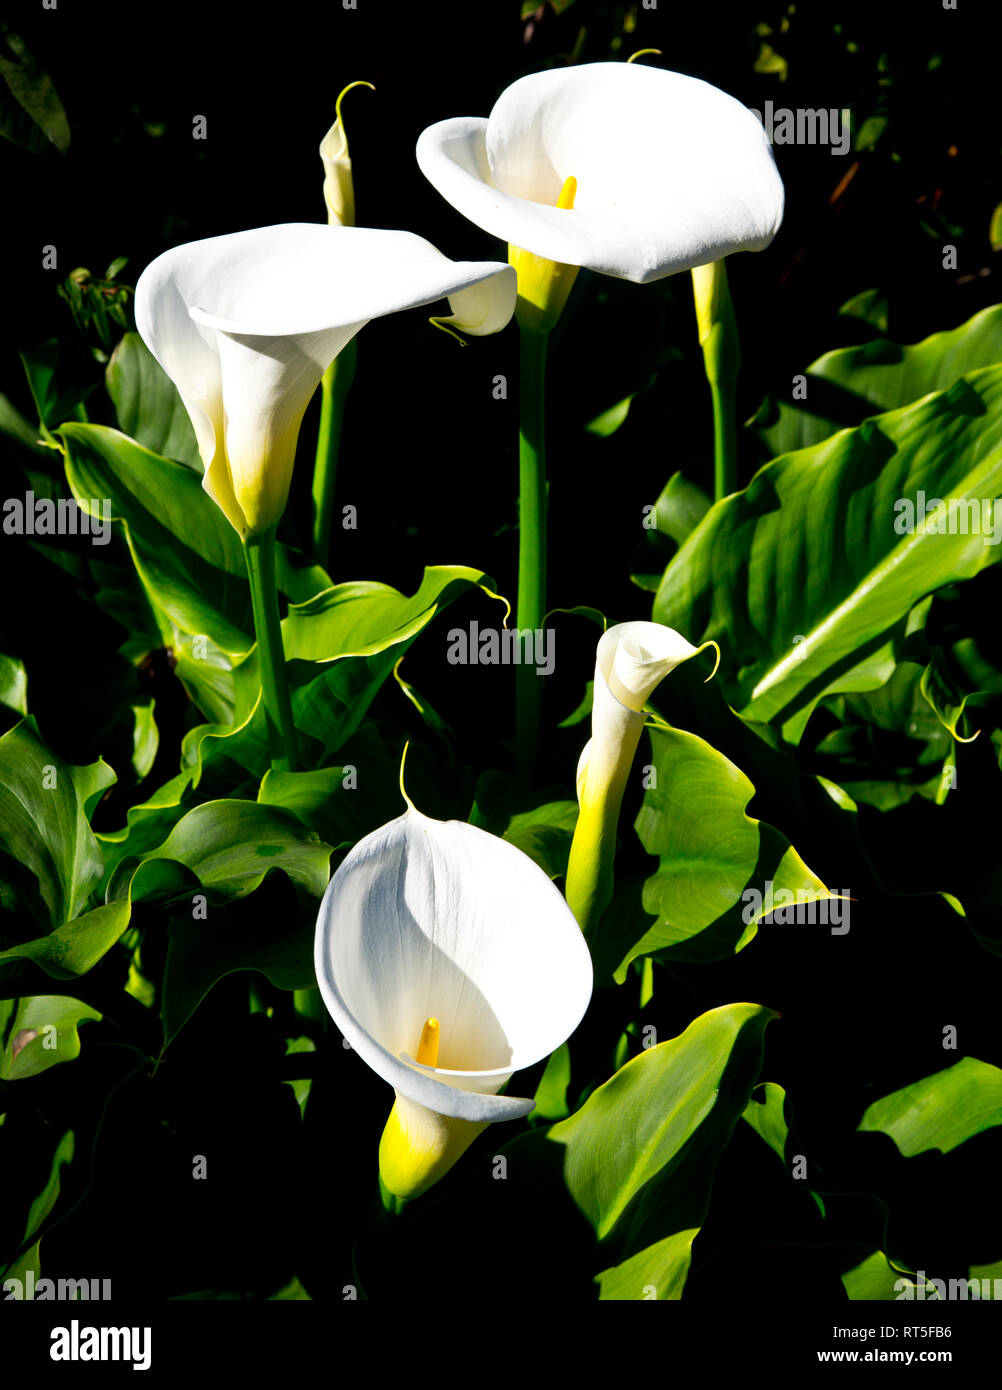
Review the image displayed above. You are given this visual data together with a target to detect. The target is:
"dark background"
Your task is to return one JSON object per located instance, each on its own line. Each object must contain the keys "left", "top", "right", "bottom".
{"left": 1, "top": 0, "right": 1000, "bottom": 1305}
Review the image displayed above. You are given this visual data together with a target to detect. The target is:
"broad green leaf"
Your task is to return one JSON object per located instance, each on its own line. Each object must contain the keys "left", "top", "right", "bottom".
{"left": 105, "top": 332, "right": 200, "bottom": 468}
{"left": 753, "top": 306, "right": 1002, "bottom": 457}
{"left": 257, "top": 730, "right": 400, "bottom": 849}
{"left": 109, "top": 800, "right": 332, "bottom": 906}
{"left": 0, "top": 717, "right": 115, "bottom": 932}
{"left": 656, "top": 366, "right": 1002, "bottom": 726}
{"left": 600, "top": 723, "right": 833, "bottom": 975}
{"left": 278, "top": 566, "right": 502, "bottom": 757}
{"left": 0, "top": 23, "right": 69, "bottom": 155}
{"left": 5, "top": 798, "right": 331, "bottom": 979}
{"left": 61, "top": 423, "right": 254, "bottom": 654}
{"left": 549, "top": 1002, "right": 775, "bottom": 1298}
{"left": 0, "top": 995, "right": 101, "bottom": 1080}
{"left": 858, "top": 1056, "right": 1002, "bottom": 1157}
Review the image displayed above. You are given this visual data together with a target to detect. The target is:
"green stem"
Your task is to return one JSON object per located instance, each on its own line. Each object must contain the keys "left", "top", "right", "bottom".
{"left": 244, "top": 527, "right": 299, "bottom": 772}
{"left": 515, "top": 325, "right": 549, "bottom": 782}
{"left": 710, "top": 371, "right": 738, "bottom": 501}
{"left": 692, "top": 259, "right": 740, "bottom": 502}
{"left": 311, "top": 339, "right": 357, "bottom": 570}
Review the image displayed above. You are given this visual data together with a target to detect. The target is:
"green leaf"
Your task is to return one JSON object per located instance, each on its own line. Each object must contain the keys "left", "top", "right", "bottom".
{"left": 502, "top": 801, "right": 578, "bottom": 879}
{"left": 0, "top": 654, "right": 27, "bottom": 716}
{"left": 752, "top": 305, "right": 1002, "bottom": 458}
{"left": 105, "top": 332, "right": 201, "bottom": 468}
{"left": 532, "top": 1041, "right": 571, "bottom": 1122}
{"left": 841, "top": 1250, "right": 920, "bottom": 1300}
{"left": 111, "top": 800, "right": 332, "bottom": 905}
{"left": 0, "top": 23, "right": 70, "bottom": 155}
{"left": 838, "top": 287, "right": 889, "bottom": 336}
{"left": 257, "top": 731, "right": 400, "bottom": 849}
{"left": 631, "top": 472, "right": 712, "bottom": 592}
{"left": 0, "top": 716, "right": 115, "bottom": 933}
{"left": 20, "top": 340, "right": 93, "bottom": 432}
{"left": 600, "top": 723, "right": 833, "bottom": 975}
{"left": 585, "top": 386, "right": 650, "bottom": 437}
{"left": 61, "top": 422, "right": 253, "bottom": 654}
{"left": 279, "top": 566, "right": 502, "bottom": 757}
{"left": 5, "top": 795, "right": 330, "bottom": 980}
{"left": 656, "top": 366, "right": 1002, "bottom": 727}
{"left": 548, "top": 1002, "right": 775, "bottom": 1298}
{"left": 0, "top": 995, "right": 101, "bottom": 1080}
{"left": 858, "top": 1056, "right": 1002, "bottom": 1157}
{"left": 742, "top": 1080, "right": 791, "bottom": 1163}
{"left": 2, "top": 1130, "right": 74, "bottom": 1283}
{"left": 130, "top": 700, "right": 159, "bottom": 781}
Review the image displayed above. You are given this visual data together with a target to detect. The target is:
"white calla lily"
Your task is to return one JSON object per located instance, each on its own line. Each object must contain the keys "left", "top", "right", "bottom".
{"left": 314, "top": 806, "right": 593, "bottom": 1202}
{"left": 134, "top": 223, "right": 516, "bottom": 540}
{"left": 565, "top": 622, "right": 719, "bottom": 935}
{"left": 416, "top": 61, "right": 784, "bottom": 288}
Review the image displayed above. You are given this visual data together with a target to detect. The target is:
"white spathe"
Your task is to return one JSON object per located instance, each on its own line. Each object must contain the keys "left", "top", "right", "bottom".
{"left": 578, "top": 621, "right": 708, "bottom": 802}
{"left": 135, "top": 224, "right": 516, "bottom": 539}
{"left": 416, "top": 61, "right": 784, "bottom": 283}
{"left": 314, "top": 807, "right": 593, "bottom": 1124}
{"left": 566, "top": 622, "right": 717, "bottom": 934}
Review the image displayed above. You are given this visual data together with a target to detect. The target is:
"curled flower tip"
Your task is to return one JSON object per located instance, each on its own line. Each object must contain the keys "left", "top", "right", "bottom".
{"left": 428, "top": 315, "right": 469, "bottom": 346}
{"left": 626, "top": 48, "right": 663, "bottom": 64}
{"left": 334, "top": 79, "right": 376, "bottom": 148}
{"left": 398, "top": 739, "right": 417, "bottom": 811}
{"left": 415, "top": 1017, "right": 441, "bottom": 1067}
{"left": 700, "top": 640, "right": 722, "bottom": 682}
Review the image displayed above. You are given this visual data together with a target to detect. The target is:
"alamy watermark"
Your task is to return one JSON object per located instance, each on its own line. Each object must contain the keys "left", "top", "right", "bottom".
{"left": 742, "top": 880, "right": 851, "bottom": 934}
{"left": 446, "top": 621, "right": 554, "bottom": 676}
{"left": 894, "top": 492, "right": 1002, "bottom": 547}
{"left": 4, "top": 1272, "right": 112, "bottom": 1300}
{"left": 897, "top": 1271, "right": 1001, "bottom": 1301}
{"left": 2, "top": 491, "right": 111, "bottom": 546}
{"left": 749, "top": 100, "right": 851, "bottom": 156}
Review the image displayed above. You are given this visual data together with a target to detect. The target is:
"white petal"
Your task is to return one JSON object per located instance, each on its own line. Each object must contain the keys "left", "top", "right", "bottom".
{"left": 579, "top": 622, "right": 704, "bottom": 803}
{"left": 417, "top": 62, "right": 784, "bottom": 282}
{"left": 598, "top": 620, "right": 703, "bottom": 712}
{"left": 442, "top": 273, "right": 517, "bottom": 337}
{"left": 314, "top": 808, "right": 593, "bottom": 1122}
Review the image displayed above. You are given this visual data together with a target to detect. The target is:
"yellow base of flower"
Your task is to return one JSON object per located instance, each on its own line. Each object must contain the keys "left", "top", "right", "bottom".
{"left": 509, "top": 173, "right": 580, "bottom": 335}
{"left": 378, "top": 1092, "right": 487, "bottom": 1203}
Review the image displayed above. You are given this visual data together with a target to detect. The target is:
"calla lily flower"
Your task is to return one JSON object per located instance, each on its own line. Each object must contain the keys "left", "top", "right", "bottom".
{"left": 565, "top": 622, "right": 719, "bottom": 935}
{"left": 134, "top": 224, "right": 516, "bottom": 541}
{"left": 314, "top": 806, "right": 593, "bottom": 1202}
{"left": 416, "top": 61, "right": 784, "bottom": 290}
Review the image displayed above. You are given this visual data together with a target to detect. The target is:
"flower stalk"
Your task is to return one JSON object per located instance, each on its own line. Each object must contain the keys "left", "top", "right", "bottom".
{"left": 244, "top": 527, "right": 299, "bottom": 772}
{"left": 515, "top": 323, "right": 548, "bottom": 781}
{"left": 311, "top": 337, "right": 356, "bottom": 568}
{"left": 692, "top": 258, "right": 741, "bottom": 500}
